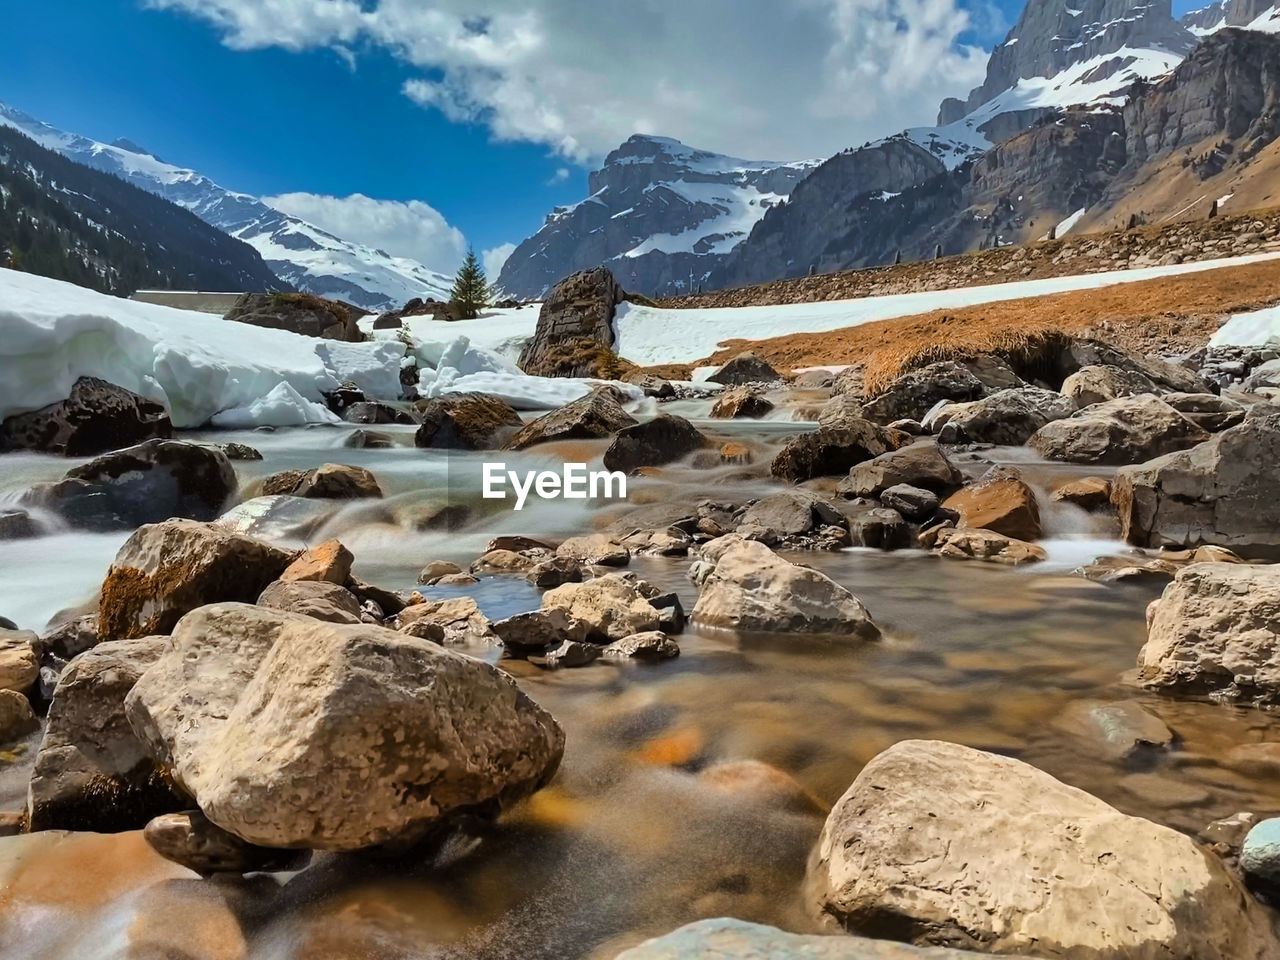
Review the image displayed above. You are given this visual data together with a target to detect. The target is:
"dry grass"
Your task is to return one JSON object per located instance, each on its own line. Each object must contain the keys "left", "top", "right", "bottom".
{"left": 699, "top": 256, "right": 1280, "bottom": 393}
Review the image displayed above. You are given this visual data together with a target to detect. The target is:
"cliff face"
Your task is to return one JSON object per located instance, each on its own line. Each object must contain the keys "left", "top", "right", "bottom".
{"left": 1124, "top": 28, "right": 1280, "bottom": 168}
{"left": 949, "top": 0, "right": 1196, "bottom": 122}
{"left": 714, "top": 139, "right": 948, "bottom": 286}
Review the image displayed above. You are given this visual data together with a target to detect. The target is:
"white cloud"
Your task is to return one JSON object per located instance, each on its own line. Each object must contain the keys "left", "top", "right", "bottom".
{"left": 483, "top": 242, "right": 517, "bottom": 282}
{"left": 145, "top": 0, "right": 992, "bottom": 162}
{"left": 547, "top": 167, "right": 571, "bottom": 184}
{"left": 264, "top": 192, "right": 467, "bottom": 272}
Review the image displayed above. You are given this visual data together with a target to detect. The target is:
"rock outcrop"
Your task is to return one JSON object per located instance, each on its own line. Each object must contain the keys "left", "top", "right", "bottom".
{"left": 808, "top": 739, "right": 1279, "bottom": 958}
{"left": 1113, "top": 407, "right": 1280, "bottom": 556}
{"left": 1029, "top": 394, "right": 1209, "bottom": 464}
{"left": 516, "top": 267, "right": 625, "bottom": 377}
{"left": 0, "top": 377, "right": 172, "bottom": 456}
{"left": 224, "top": 291, "right": 363, "bottom": 341}
{"left": 124, "top": 603, "right": 565, "bottom": 851}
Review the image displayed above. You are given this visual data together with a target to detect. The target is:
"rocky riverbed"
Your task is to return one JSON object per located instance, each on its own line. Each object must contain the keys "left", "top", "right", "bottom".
{"left": 4, "top": 313, "right": 1280, "bottom": 959}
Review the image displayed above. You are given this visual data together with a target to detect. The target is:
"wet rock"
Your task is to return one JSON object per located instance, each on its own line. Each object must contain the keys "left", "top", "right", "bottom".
{"left": 262, "top": 462, "right": 383, "bottom": 499}
{"left": 709, "top": 387, "right": 774, "bottom": 419}
{"left": 35, "top": 438, "right": 237, "bottom": 531}
{"left": 1242, "top": 818, "right": 1280, "bottom": 890}
{"left": 417, "top": 561, "right": 463, "bottom": 584}
{"left": 29, "top": 636, "right": 186, "bottom": 832}
{"left": 1163, "top": 392, "right": 1246, "bottom": 432}
{"left": 349, "top": 577, "right": 407, "bottom": 617}
{"left": 397, "top": 596, "right": 498, "bottom": 645}
{"left": 492, "top": 609, "right": 581, "bottom": 654}
{"left": 840, "top": 503, "right": 910, "bottom": 550}
{"left": 1051, "top": 476, "right": 1112, "bottom": 511}
{"left": 415, "top": 391, "right": 525, "bottom": 450}
{"left": 879, "top": 484, "right": 938, "bottom": 521}
{"left": 624, "top": 372, "right": 676, "bottom": 398}
{"left": 1051, "top": 700, "right": 1174, "bottom": 762}
{"left": 603, "top": 414, "right": 708, "bottom": 473}
{"left": 556, "top": 533, "right": 630, "bottom": 567}
{"left": 98, "top": 519, "right": 292, "bottom": 644}
{"left": 517, "top": 266, "right": 624, "bottom": 377}
{"left": 124, "top": 602, "right": 565, "bottom": 851}
{"left": 489, "top": 534, "right": 553, "bottom": 553}
{"left": 840, "top": 442, "right": 963, "bottom": 497}
{"left": 1113, "top": 407, "right": 1280, "bottom": 557}
{"left": 1201, "top": 811, "right": 1260, "bottom": 851}
{"left": 543, "top": 574, "right": 663, "bottom": 641}
{"left": 280, "top": 539, "right": 353, "bottom": 585}
{"left": 1140, "top": 562, "right": 1280, "bottom": 706}
{"left": 213, "top": 495, "right": 334, "bottom": 542}
{"left": 0, "top": 630, "right": 38, "bottom": 694}
{"left": 530, "top": 639, "right": 603, "bottom": 669}
{"left": 0, "top": 376, "right": 172, "bottom": 456}
{"left": 817, "top": 394, "right": 867, "bottom": 428}
{"left": 35, "top": 616, "right": 98, "bottom": 666}
{"left": 1029, "top": 394, "right": 1209, "bottom": 465}
{"left": 708, "top": 352, "right": 781, "bottom": 386}
{"left": 144, "top": 809, "right": 312, "bottom": 876}
{"left": 926, "top": 524, "right": 1047, "bottom": 565}
{"left": 505, "top": 390, "right": 637, "bottom": 450}
{"left": 1061, "top": 364, "right": 1159, "bottom": 406}
{"left": 614, "top": 918, "right": 1030, "bottom": 959}
{"left": 1078, "top": 554, "right": 1181, "bottom": 583}
{"left": 0, "top": 689, "right": 38, "bottom": 743}
{"left": 619, "top": 527, "right": 693, "bottom": 557}
{"left": 525, "top": 556, "right": 585, "bottom": 589}
{"left": 225, "top": 291, "right": 362, "bottom": 341}
{"left": 602, "top": 631, "right": 679, "bottom": 661}
{"left": 211, "top": 441, "right": 263, "bottom": 461}
{"left": 258, "top": 580, "right": 363, "bottom": 624}
{"left": 471, "top": 548, "right": 546, "bottom": 573}
{"left": 941, "top": 466, "right": 1041, "bottom": 541}
{"left": 692, "top": 538, "right": 878, "bottom": 640}
{"left": 0, "top": 509, "right": 38, "bottom": 541}
{"left": 934, "top": 387, "right": 1076, "bottom": 445}
{"left": 861, "top": 362, "right": 984, "bottom": 424}
{"left": 738, "top": 491, "right": 820, "bottom": 541}
{"left": 807, "top": 739, "right": 1279, "bottom": 958}
{"left": 772, "top": 420, "right": 899, "bottom": 483}
{"left": 650, "top": 593, "right": 686, "bottom": 634}
{"left": 343, "top": 428, "right": 395, "bottom": 449}
{"left": 343, "top": 401, "right": 416, "bottom": 425}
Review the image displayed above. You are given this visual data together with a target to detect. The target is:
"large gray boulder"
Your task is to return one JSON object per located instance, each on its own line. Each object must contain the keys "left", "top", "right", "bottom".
{"left": 603, "top": 414, "right": 708, "bottom": 473}
{"left": 1139, "top": 562, "right": 1280, "bottom": 706}
{"left": 861, "top": 362, "right": 985, "bottom": 424}
{"left": 707, "top": 352, "right": 781, "bottom": 386}
{"left": 1028, "top": 394, "right": 1209, "bottom": 465}
{"left": 935, "top": 387, "right": 1076, "bottom": 445}
{"left": 841, "top": 442, "right": 963, "bottom": 497}
{"left": 1, "top": 377, "right": 172, "bottom": 456}
{"left": 1113, "top": 407, "right": 1280, "bottom": 557}
{"left": 28, "top": 636, "right": 186, "bottom": 832}
{"left": 30, "top": 439, "right": 237, "bottom": 531}
{"left": 615, "top": 918, "right": 1045, "bottom": 959}
{"left": 98, "top": 520, "right": 293, "bottom": 644}
{"left": 772, "top": 420, "right": 900, "bottom": 483}
{"left": 542, "top": 574, "right": 662, "bottom": 641}
{"left": 517, "top": 267, "right": 625, "bottom": 377}
{"left": 504, "top": 390, "right": 636, "bottom": 450}
{"left": 808, "top": 739, "right": 1279, "bottom": 959}
{"left": 1060, "top": 365, "right": 1158, "bottom": 407}
{"left": 124, "top": 603, "right": 565, "bottom": 851}
{"left": 693, "top": 537, "right": 878, "bottom": 640}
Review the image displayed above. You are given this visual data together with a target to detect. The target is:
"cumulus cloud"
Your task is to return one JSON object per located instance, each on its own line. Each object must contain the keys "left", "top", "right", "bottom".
{"left": 264, "top": 192, "right": 467, "bottom": 271}
{"left": 483, "top": 242, "right": 518, "bottom": 282}
{"left": 145, "top": 0, "right": 992, "bottom": 162}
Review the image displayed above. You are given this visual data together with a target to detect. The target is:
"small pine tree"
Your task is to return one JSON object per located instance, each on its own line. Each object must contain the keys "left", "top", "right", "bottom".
{"left": 449, "top": 248, "right": 490, "bottom": 320}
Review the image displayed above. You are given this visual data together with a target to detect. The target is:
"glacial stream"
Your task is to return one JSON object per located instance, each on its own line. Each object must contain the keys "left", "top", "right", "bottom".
{"left": 2, "top": 404, "right": 1280, "bottom": 959}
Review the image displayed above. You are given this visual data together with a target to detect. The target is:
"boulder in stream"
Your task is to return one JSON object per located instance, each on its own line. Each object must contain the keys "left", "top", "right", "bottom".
{"left": 772, "top": 420, "right": 899, "bottom": 483}
{"left": 0, "top": 377, "right": 172, "bottom": 457}
{"left": 262, "top": 462, "right": 383, "bottom": 500}
{"left": 603, "top": 414, "right": 708, "bottom": 473}
{"left": 414, "top": 393, "right": 524, "bottom": 450}
{"left": 505, "top": 389, "right": 637, "bottom": 450}
{"left": 124, "top": 602, "right": 565, "bottom": 851}
{"left": 941, "top": 466, "right": 1041, "bottom": 541}
{"left": 1029, "top": 394, "right": 1209, "bottom": 465}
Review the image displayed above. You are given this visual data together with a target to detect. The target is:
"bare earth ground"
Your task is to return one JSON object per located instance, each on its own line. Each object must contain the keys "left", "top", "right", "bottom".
{"left": 644, "top": 255, "right": 1280, "bottom": 393}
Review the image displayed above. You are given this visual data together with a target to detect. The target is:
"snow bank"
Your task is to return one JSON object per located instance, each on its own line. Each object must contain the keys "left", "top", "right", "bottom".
{"left": 399, "top": 306, "right": 540, "bottom": 362}
{"left": 614, "top": 252, "right": 1280, "bottom": 366}
{"left": 1210, "top": 305, "right": 1280, "bottom": 348}
{"left": 210, "top": 381, "right": 340, "bottom": 429}
{"left": 0, "top": 269, "right": 406, "bottom": 427}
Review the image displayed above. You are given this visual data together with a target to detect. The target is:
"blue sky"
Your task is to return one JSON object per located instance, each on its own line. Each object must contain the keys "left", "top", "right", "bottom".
{"left": 0, "top": 0, "right": 1206, "bottom": 274}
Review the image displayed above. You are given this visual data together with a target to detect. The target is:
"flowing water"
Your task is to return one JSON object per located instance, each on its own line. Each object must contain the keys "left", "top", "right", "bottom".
{"left": 2, "top": 402, "right": 1280, "bottom": 959}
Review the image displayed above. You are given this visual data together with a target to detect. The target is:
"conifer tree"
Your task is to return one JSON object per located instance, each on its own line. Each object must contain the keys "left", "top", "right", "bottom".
{"left": 449, "top": 248, "right": 490, "bottom": 320}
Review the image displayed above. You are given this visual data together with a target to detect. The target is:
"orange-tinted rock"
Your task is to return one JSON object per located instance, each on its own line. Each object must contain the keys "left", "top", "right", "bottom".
{"left": 942, "top": 467, "right": 1041, "bottom": 541}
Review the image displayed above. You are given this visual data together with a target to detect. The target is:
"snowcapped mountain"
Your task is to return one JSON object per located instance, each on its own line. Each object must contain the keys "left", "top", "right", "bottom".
{"left": 496, "top": 135, "right": 820, "bottom": 299}
{"left": 1184, "top": 0, "right": 1280, "bottom": 33}
{"left": 0, "top": 101, "right": 453, "bottom": 311}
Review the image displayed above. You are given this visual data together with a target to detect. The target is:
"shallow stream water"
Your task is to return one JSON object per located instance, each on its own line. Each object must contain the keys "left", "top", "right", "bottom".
{"left": 2, "top": 402, "right": 1279, "bottom": 959}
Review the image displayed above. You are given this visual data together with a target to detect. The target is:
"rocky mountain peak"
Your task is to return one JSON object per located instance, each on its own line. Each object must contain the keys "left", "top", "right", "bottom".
{"left": 939, "top": 0, "right": 1196, "bottom": 125}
